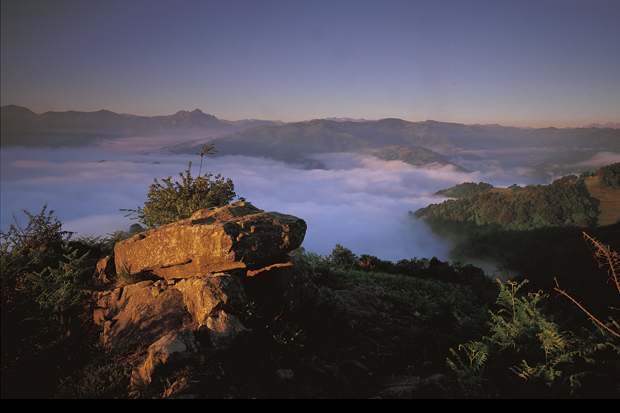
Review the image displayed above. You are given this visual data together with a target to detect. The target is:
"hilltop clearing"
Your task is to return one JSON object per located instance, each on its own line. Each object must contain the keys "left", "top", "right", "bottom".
{"left": 584, "top": 175, "right": 620, "bottom": 226}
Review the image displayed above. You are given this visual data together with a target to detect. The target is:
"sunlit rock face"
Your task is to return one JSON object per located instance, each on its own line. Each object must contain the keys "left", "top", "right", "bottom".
{"left": 113, "top": 202, "right": 307, "bottom": 279}
{"left": 91, "top": 201, "right": 312, "bottom": 388}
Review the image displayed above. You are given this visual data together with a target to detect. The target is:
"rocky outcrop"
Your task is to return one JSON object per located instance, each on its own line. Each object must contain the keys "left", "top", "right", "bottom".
{"left": 131, "top": 328, "right": 199, "bottom": 388}
{"left": 94, "top": 275, "right": 250, "bottom": 351}
{"left": 114, "top": 202, "right": 306, "bottom": 280}
{"left": 94, "top": 255, "right": 115, "bottom": 283}
{"left": 92, "top": 202, "right": 311, "bottom": 390}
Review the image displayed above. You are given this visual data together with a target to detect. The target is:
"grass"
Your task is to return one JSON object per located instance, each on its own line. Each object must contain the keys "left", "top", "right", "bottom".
{"left": 585, "top": 176, "right": 620, "bottom": 226}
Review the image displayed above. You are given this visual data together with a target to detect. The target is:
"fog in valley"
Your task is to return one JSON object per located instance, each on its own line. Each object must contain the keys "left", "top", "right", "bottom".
{"left": 0, "top": 134, "right": 576, "bottom": 265}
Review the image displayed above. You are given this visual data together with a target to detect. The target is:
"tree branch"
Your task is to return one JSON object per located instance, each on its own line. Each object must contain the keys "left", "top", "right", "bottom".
{"left": 583, "top": 232, "right": 620, "bottom": 296}
{"left": 553, "top": 277, "right": 620, "bottom": 339}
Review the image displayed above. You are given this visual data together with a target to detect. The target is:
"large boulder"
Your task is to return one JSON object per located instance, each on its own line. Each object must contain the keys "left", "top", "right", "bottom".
{"left": 94, "top": 274, "right": 249, "bottom": 351}
{"left": 91, "top": 202, "right": 313, "bottom": 394}
{"left": 114, "top": 202, "right": 307, "bottom": 280}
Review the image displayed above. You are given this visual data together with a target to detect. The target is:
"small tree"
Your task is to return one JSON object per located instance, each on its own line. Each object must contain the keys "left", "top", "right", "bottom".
{"left": 121, "top": 149, "right": 239, "bottom": 228}
{"left": 1, "top": 204, "right": 73, "bottom": 308}
{"left": 1, "top": 205, "right": 92, "bottom": 343}
{"left": 195, "top": 143, "right": 217, "bottom": 178}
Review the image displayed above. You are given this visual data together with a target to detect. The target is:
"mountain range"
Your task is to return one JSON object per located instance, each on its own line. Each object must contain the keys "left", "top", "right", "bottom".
{"left": 167, "top": 116, "right": 620, "bottom": 176}
{"left": 0, "top": 105, "right": 235, "bottom": 134}
{"left": 2, "top": 105, "right": 619, "bottom": 178}
{"left": 582, "top": 121, "right": 620, "bottom": 129}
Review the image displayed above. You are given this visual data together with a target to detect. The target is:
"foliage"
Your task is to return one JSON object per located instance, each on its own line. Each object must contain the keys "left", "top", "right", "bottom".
{"left": 296, "top": 245, "right": 499, "bottom": 372}
{"left": 55, "top": 345, "right": 134, "bottom": 399}
{"left": 272, "top": 323, "right": 307, "bottom": 347}
{"left": 121, "top": 161, "right": 237, "bottom": 228}
{"left": 596, "top": 162, "right": 620, "bottom": 189}
{"left": 3, "top": 175, "right": 619, "bottom": 398}
{"left": 444, "top": 274, "right": 619, "bottom": 398}
{"left": 0, "top": 206, "right": 139, "bottom": 398}
{"left": 195, "top": 142, "right": 217, "bottom": 178}
{"left": 416, "top": 177, "right": 598, "bottom": 230}
{"left": 445, "top": 341, "right": 490, "bottom": 398}
{"left": 1, "top": 205, "right": 87, "bottom": 329}
{"left": 434, "top": 182, "right": 494, "bottom": 199}
{"left": 0, "top": 205, "right": 109, "bottom": 398}
{"left": 1, "top": 203, "right": 72, "bottom": 254}
{"left": 372, "top": 145, "right": 464, "bottom": 169}
{"left": 554, "top": 232, "right": 620, "bottom": 341}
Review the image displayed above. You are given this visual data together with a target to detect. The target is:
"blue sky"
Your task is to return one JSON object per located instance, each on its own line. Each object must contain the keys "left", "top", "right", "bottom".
{"left": 2, "top": 0, "right": 619, "bottom": 127}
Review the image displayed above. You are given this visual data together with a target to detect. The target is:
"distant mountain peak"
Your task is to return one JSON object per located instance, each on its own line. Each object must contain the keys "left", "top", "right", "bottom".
{"left": 1, "top": 105, "right": 233, "bottom": 133}
{"left": 583, "top": 121, "right": 620, "bottom": 129}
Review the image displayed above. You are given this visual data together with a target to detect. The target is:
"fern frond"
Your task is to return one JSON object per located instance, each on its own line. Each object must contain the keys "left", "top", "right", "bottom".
{"left": 510, "top": 359, "right": 563, "bottom": 384}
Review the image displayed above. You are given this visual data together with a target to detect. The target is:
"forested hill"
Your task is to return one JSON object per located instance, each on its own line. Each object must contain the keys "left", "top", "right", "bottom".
{"left": 361, "top": 145, "right": 469, "bottom": 172}
{"left": 412, "top": 163, "right": 620, "bottom": 321}
{"left": 414, "top": 163, "right": 620, "bottom": 231}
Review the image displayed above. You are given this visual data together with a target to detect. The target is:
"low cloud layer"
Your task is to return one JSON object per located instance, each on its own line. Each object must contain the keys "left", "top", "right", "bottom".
{"left": 1, "top": 144, "right": 550, "bottom": 263}
{"left": 571, "top": 152, "right": 620, "bottom": 168}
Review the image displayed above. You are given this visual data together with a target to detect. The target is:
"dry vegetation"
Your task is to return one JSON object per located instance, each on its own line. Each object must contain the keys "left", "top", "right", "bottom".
{"left": 585, "top": 175, "right": 620, "bottom": 226}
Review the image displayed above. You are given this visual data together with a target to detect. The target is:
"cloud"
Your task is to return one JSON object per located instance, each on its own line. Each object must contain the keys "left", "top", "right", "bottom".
{"left": 571, "top": 152, "right": 620, "bottom": 168}
{"left": 1, "top": 147, "right": 546, "bottom": 263}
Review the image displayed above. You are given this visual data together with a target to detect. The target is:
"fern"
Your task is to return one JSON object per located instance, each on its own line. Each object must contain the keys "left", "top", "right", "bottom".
{"left": 447, "top": 341, "right": 489, "bottom": 375}
{"left": 509, "top": 359, "right": 563, "bottom": 384}
{"left": 445, "top": 341, "right": 491, "bottom": 397}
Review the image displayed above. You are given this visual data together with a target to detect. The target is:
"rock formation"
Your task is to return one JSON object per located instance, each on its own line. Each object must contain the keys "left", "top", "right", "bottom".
{"left": 91, "top": 202, "right": 311, "bottom": 389}
{"left": 113, "top": 202, "right": 306, "bottom": 279}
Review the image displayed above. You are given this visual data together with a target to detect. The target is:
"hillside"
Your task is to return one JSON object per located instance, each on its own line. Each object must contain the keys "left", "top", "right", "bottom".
{"left": 360, "top": 145, "right": 469, "bottom": 171}
{"left": 412, "top": 164, "right": 620, "bottom": 317}
{"left": 584, "top": 175, "right": 620, "bottom": 226}
{"left": 2, "top": 202, "right": 618, "bottom": 399}
{"left": 415, "top": 164, "right": 620, "bottom": 231}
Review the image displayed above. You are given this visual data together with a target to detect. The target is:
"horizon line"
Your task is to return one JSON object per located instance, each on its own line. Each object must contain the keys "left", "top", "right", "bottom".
{"left": 2, "top": 103, "right": 619, "bottom": 130}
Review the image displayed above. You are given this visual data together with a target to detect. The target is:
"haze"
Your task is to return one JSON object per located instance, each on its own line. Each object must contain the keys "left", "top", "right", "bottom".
{"left": 1, "top": 139, "right": 560, "bottom": 263}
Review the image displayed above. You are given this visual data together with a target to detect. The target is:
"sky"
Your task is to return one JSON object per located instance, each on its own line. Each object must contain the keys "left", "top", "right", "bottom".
{"left": 2, "top": 0, "right": 619, "bottom": 128}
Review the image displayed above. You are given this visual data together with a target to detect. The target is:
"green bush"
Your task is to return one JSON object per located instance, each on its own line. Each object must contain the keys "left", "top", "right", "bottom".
{"left": 596, "top": 162, "right": 620, "bottom": 189}
{"left": 121, "top": 146, "right": 240, "bottom": 228}
{"left": 122, "top": 161, "right": 237, "bottom": 228}
{"left": 444, "top": 278, "right": 620, "bottom": 398}
{"left": 1, "top": 205, "right": 88, "bottom": 331}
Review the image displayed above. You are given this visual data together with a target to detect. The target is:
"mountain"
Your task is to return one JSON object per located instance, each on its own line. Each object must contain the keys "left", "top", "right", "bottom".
{"left": 206, "top": 118, "right": 620, "bottom": 155}
{"left": 0, "top": 105, "right": 234, "bottom": 134}
{"left": 166, "top": 117, "right": 620, "bottom": 175}
{"left": 3, "top": 105, "right": 619, "bottom": 178}
{"left": 0, "top": 104, "right": 38, "bottom": 121}
{"left": 582, "top": 122, "right": 620, "bottom": 129}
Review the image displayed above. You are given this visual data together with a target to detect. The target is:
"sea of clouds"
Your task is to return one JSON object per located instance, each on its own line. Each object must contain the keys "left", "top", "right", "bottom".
{"left": 0, "top": 136, "right": 564, "bottom": 263}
